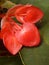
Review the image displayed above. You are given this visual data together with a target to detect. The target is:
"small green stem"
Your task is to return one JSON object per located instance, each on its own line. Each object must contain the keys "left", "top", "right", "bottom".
{"left": 19, "top": 52, "right": 26, "bottom": 65}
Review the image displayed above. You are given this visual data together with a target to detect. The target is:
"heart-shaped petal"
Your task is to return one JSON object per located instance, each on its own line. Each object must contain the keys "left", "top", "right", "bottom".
{"left": 15, "top": 23, "right": 40, "bottom": 47}
{"left": 3, "top": 31, "right": 22, "bottom": 55}
{"left": 1, "top": 16, "right": 22, "bottom": 55}
{"left": 15, "top": 4, "right": 44, "bottom": 23}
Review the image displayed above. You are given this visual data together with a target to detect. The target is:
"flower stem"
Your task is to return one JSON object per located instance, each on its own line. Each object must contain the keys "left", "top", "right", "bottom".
{"left": 19, "top": 52, "right": 26, "bottom": 65}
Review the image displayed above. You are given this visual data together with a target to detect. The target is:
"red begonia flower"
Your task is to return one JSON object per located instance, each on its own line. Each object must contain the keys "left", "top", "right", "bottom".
{"left": 15, "top": 4, "right": 43, "bottom": 23}
{"left": 0, "top": 4, "right": 44, "bottom": 55}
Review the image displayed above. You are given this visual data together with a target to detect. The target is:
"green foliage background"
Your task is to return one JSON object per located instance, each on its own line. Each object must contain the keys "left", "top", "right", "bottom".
{"left": 0, "top": 0, "right": 49, "bottom": 65}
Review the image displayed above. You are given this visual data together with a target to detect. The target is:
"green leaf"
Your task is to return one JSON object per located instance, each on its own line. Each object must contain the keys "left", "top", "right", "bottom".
{"left": 20, "top": 41, "right": 49, "bottom": 65}
{"left": 40, "top": 23, "right": 49, "bottom": 45}
{"left": 0, "top": 55, "right": 23, "bottom": 65}
{"left": 40, "top": 8, "right": 49, "bottom": 45}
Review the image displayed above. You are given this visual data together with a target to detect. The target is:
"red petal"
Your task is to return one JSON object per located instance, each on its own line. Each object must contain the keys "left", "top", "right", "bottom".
{"left": 15, "top": 5, "right": 44, "bottom": 23}
{"left": 6, "top": 4, "right": 23, "bottom": 17}
{"left": 3, "top": 32, "right": 22, "bottom": 55}
{"left": 15, "top": 23, "right": 40, "bottom": 47}
{"left": 1, "top": 16, "right": 10, "bottom": 29}
{"left": 1, "top": 16, "right": 22, "bottom": 55}
{"left": 1, "top": 16, "right": 21, "bottom": 31}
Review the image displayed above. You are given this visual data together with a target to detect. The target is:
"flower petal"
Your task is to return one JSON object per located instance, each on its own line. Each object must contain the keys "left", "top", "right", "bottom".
{"left": 15, "top": 5, "right": 44, "bottom": 23}
{"left": 1, "top": 16, "right": 21, "bottom": 31}
{"left": 1, "top": 16, "right": 22, "bottom": 55}
{"left": 3, "top": 31, "right": 22, "bottom": 55}
{"left": 6, "top": 4, "right": 23, "bottom": 17}
{"left": 15, "top": 23, "right": 40, "bottom": 47}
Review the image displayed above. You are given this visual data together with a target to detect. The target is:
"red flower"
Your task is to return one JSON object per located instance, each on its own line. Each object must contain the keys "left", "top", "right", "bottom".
{"left": 0, "top": 4, "right": 44, "bottom": 55}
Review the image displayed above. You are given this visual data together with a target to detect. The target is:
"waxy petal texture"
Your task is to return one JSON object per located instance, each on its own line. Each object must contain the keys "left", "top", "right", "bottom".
{"left": 1, "top": 17, "right": 22, "bottom": 55}
{"left": 6, "top": 4, "right": 23, "bottom": 17}
{"left": 0, "top": 4, "right": 44, "bottom": 55}
{"left": 15, "top": 5, "right": 43, "bottom": 23}
{"left": 3, "top": 31, "right": 22, "bottom": 55}
{"left": 15, "top": 23, "right": 40, "bottom": 46}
